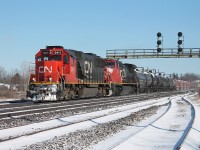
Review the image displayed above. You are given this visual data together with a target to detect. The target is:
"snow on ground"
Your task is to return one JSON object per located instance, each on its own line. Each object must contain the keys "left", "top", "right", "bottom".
{"left": 0, "top": 97, "right": 169, "bottom": 149}
{"left": 0, "top": 99, "right": 18, "bottom": 104}
{"left": 0, "top": 83, "right": 10, "bottom": 89}
{"left": 93, "top": 95, "right": 192, "bottom": 150}
{"left": 1, "top": 94, "right": 199, "bottom": 150}
{"left": 181, "top": 94, "right": 200, "bottom": 150}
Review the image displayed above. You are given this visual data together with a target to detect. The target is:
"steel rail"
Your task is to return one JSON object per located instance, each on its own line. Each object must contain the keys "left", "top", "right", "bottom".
{"left": 107, "top": 98, "right": 172, "bottom": 150}
{"left": 174, "top": 97, "right": 195, "bottom": 150}
{"left": 0, "top": 92, "right": 175, "bottom": 120}
{"left": 0, "top": 98, "right": 169, "bottom": 143}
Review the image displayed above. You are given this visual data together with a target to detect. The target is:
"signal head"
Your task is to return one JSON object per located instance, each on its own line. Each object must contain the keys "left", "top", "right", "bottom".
{"left": 178, "top": 48, "right": 182, "bottom": 52}
{"left": 157, "top": 32, "right": 162, "bottom": 37}
{"left": 157, "top": 40, "right": 162, "bottom": 45}
{"left": 177, "top": 40, "right": 182, "bottom": 45}
{"left": 178, "top": 32, "right": 183, "bottom": 37}
{"left": 157, "top": 48, "right": 161, "bottom": 53}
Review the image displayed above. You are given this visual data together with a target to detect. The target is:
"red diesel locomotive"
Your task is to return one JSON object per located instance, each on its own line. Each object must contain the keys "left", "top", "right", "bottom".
{"left": 27, "top": 46, "right": 138, "bottom": 101}
{"left": 27, "top": 46, "right": 185, "bottom": 102}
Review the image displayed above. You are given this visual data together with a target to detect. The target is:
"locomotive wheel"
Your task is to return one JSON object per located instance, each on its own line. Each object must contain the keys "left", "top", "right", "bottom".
{"left": 69, "top": 90, "right": 75, "bottom": 99}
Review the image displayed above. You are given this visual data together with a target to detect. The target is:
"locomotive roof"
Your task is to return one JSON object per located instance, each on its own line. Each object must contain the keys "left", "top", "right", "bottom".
{"left": 65, "top": 49, "right": 77, "bottom": 58}
{"left": 66, "top": 49, "right": 101, "bottom": 59}
{"left": 46, "top": 46, "right": 64, "bottom": 49}
{"left": 124, "top": 63, "right": 137, "bottom": 69}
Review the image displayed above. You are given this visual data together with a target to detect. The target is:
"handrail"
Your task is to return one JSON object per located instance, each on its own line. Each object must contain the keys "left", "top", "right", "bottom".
{"left": 106, "top": 48, "right": 200, "bottom": 59}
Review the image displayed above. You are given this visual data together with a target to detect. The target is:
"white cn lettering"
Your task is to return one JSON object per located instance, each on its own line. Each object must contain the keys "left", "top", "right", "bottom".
{"left": 84, "top": 61, "right": 92, "bottom": 74}
{"left": 120, "top": 69, "right": 126, "bottom": 78}
{"left": 39, "top": 66, "right": 52, "bottom": 73}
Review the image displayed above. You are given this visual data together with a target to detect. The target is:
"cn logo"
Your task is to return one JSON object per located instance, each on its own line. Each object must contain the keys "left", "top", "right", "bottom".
{"left": 39, "top": 66, "right": 52, "bottom": 73}
{"left": 120, "top": 69, "right": 126, "bottom": 78}
{"left": 84, "top": 61, "right": 92, "bottom": 74}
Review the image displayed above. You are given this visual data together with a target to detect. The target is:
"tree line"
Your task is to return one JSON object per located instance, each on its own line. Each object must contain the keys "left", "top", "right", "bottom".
{"left": 173, "top": 73, "right": 200, "bottom": 81}
{"left": 0, "top": 62, "right": 29, "bottom": 98}
{"left": 0, "top": 62, "right": 200, "bottom": 98}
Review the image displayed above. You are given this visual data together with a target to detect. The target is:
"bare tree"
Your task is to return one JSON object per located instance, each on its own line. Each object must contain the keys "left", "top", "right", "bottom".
{"left": 8, "top": 68, "right": 20, "bottom": 91}
{"left": 20, "top": 61, "right": 30, "bottom": 91}
{"left": 181, "top": 73, "right": 200, "bottom": 81}
{"left": 0, "top": 66, "right": 7, "bottom": 83}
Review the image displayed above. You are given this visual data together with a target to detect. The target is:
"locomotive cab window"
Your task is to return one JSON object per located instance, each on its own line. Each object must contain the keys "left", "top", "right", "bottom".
{"left": 64, "top": 55, "right": 69, "bottom": 64}
{"left": 105, "top": 62, "right": 115, "bottom": 68}
{"left": 44, "top": 56, "right": 51, "bottom": 61}
{"left": 37, "top": 57, "right": 41, "bottom": 62}
{"left": 53, "top": 55, "right": 61, "bottom": 61}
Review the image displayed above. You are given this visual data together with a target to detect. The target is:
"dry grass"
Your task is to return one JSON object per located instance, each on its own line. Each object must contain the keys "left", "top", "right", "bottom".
{"left": 0, "top": 90, "right": 26, "bottom": 100}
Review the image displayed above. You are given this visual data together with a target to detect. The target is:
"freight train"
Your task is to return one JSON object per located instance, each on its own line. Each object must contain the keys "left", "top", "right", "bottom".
{"left": 27, "top": 46, "right": 189, "bottom": 102}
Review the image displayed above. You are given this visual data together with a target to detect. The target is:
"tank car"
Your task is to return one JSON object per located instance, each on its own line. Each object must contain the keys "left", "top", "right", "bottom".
{"left": 147, "top": 70, "right": 159, "bottom": 92}
{"left": 134, "top": 68, "right": 153, "bottom": 93}
{"left": 155, "top": 73, "right": 165, "bottom": 91}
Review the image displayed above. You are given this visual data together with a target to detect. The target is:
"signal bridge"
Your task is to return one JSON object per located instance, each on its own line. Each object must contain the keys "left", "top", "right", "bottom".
{"left": 106, "top": 48, "right": 200, "bottom": 59}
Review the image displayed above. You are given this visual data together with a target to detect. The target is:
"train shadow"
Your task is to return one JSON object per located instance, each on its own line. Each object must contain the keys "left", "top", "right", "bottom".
{"left": 128, "top": 124, "right": 184, "bottom": 132}
{"left": 88, "top": 119, "right": 101, "bottom": 124}
{"left": 55, "top": 118, "right": 73, "bottom": 124}
{"left": 192, "top": 127, "right": 200, "bottom": 132}
{"left": 150, "top": 124, "right": 184, "bottom": 132}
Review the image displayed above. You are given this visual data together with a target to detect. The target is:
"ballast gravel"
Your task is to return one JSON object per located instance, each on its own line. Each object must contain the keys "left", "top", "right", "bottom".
{"left": 0, "top": 100, "right": 130, "bottom": 129}
{"left": 18, "top": 104, "right": 164, "bottom": 150}
{"left": 0, "top": 96, "right": 156, "bottom": 130}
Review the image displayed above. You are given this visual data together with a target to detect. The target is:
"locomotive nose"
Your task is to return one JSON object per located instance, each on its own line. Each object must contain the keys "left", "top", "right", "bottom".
{"left": 37, "top": 62, "right": 59, "bottom": 82}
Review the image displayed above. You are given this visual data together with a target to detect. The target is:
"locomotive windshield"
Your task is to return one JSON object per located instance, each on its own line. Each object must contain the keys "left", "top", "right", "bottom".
{"left": 105, "top": 62, "right": 115, "bottom": 68}
{"left": 44, "top": 56, "right": 51, "bottom": 61}
{"left": 53, "top": 55, "right": 61, "bottom": 61}
{"left": 37, "top": 55, "right": 62, "bottom": 61}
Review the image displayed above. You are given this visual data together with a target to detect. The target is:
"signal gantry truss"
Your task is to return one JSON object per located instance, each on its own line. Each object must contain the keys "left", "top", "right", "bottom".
{"left": 106, "top": 48, "right": 200, "bottom": 59}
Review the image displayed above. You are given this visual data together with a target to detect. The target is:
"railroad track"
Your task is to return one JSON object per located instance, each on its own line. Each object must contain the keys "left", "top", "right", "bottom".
{"left": 0, "top": 93, "right": 194, "bottom": 149}
{"left": 108, "top": 95, "right": 195, "bottom": 150}
{"left": 0, "top": 91, "right": 176, "bottom": 120}
{"left": 0, "top": 96, "right": 170, "bottom": 149}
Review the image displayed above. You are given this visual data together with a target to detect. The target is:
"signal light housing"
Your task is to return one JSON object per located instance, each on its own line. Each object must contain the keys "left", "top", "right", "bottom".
{"left": 177, "top": 40, "right": 182, "bottom": 45}
{"left": 177, "top": 32, "right": 183, "bottom": 53}
{"left": 157, "top": 48, "right": 161, "bottom": 53}
{"left": 157, "top": 32, "right": 162, "bottom": 37}
{"left": 178, "top": 48, "right": 182, "bottom": 52}
{"left": 156, "top": 32, "right": 163, "bottom": 53}
{"left": 178, "top": 32, "right": 182, "bottom": 37}
{"left": 157, "top": 40, "right": 162, "bottom": 45}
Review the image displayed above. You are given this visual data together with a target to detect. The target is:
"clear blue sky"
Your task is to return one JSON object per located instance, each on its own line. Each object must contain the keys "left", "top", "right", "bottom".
{"left": 0, "top": 0, "right": 199, "bottom": 75}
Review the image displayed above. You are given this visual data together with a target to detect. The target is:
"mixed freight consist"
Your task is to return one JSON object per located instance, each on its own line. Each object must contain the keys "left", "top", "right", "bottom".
{"left": 27, "top": 46, "right": 192, "bottom": 101}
